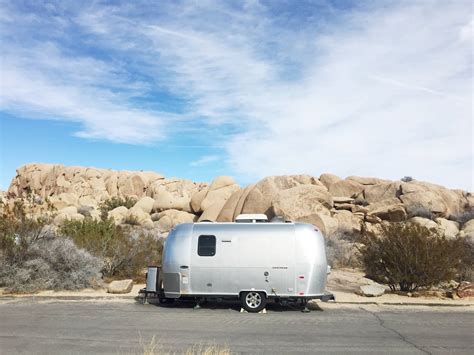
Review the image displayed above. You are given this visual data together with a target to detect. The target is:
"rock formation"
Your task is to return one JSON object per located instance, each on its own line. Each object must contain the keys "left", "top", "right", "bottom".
{"left": 5, "top": 163, "right": 473, "bottom": 239}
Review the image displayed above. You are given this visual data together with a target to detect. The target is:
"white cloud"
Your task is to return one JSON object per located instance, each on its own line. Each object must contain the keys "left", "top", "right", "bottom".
{"left": 0, "top": 0, "right": 472, "bottom": 190}
{"left": 190, "top": 155, "right": 220, "bottom": 167}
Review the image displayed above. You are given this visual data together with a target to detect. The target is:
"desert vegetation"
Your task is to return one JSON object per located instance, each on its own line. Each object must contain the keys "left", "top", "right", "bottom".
{"left": 99, "top": 196, "right": 137, "bottom": 220}
{"left": 139, "top": 336, "right": 231, "bottom": 355}
{"left": 1, "top": 163, "right": 473, "bottom": 295}
{"left": 325, "top": 230, "right": 362, "bottom": 269}
{"left": 61, "top": 218, "right": 162, "bottom": 278}
{"left": 359, "top": 222, "right": 473, "bottom": 292}
{"left": 0, "top": 198, "right": 163, "bottom": 292}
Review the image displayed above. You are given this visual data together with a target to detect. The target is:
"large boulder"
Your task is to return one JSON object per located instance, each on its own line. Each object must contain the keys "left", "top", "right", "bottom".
{"left": 126, "top": 206, "right": 153, "bottom": 227}
{"left": 133, "top": 196, "right": 155, "bottom": 214}
{"left": 154, "top": 209, "right": 196, "bottom": 233}
{"left": 400, "top": 191, "right": 448, "bottom": 217}
{"left": 108, "top": 206, "right": 128, "bottom": 225}
{"left": 233, "top": 184, "right": 256, "bottom": 220}
{"left": 146, "top": 177, "right": 200, "bottom": 213}
{"left": 274, "top": 185, "right": 333, "bottom": 213}
{"left": 153, "top": 190, "right": 191, "bottom": 212}
{"left": 242, "top": 176, "right": 309, "bottom": 216}
{"left": 303, "top": 213, "right": 338, "bottom": 236}
{"left": 328, "top": 180, "right": 364, "bottom": 198}
{"left": 107, "top": 279, "right": 133, "bottom": 294}
{"left": 367, "top": 198, "right": 407, "bottom": 222}
{"left": 319, "top": 173, "right": 342, "bottom": 189}
{"left": 435, "top": 218, "right": 460, "bottom": 239}
{"left": 292, "top": 174, "right": 327, "bottom": 189}
{"left": 200, "top": 177, "right": 240, "bottom": 212}
{"left": 400, "top": 181, "right": 465, "bottom": 218}
{"left": 198, "top": 200, "right": 227, "bottom": 222}
{"left": 409, "top": 217, "right": 438, "bottom": 230}
{"left": 269, "top": 185, "right": 335, "bottom": 234}
{"left": 363, "top": 182, "right": 402, "bottom": 203}
{"left": 78, "top": 195, "right": 97, "bottom": 208}
{"left": 190, "top": 188, "right": 209, "bottom": 213}
{"left": 217, "top": 189, "right": 243, "bottom": 222}
{"left": 357, "top": 284, "right": 385, "bottom": 297}
{"left": 333, "top": 210, "right": 363, "bottom": 235}
{"left": 7, "top": 163, "right": 166, "bottom": 203}
{"left": 117, "top": 173, "right": 146, "bottom": 197}
{"left": 208, "top": 176, "right": 235, "bottom": 190}
{"left": 460, "top": 219, "right": 474, "bottom": 238}
{"left": 53, "top": 206, "right": 84, "bottom": 225}
{"left": 105, "top": 173, "right": 119, "bottom": 197}
{"left": 57, "top": 192, "right": 79, "bottom": 207}
{"left": 347, "top": 176, "right": 390, "bottom": 185}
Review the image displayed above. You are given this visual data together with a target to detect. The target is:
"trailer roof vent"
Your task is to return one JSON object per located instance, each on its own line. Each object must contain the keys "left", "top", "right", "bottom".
{"left": 235, "top": 214, "right": 268, "bottom": 223}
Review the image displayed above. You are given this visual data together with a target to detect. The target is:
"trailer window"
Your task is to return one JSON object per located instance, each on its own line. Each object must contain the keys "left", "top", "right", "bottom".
{"left": 198, "top": 235, "right": 216, "bottom": 256}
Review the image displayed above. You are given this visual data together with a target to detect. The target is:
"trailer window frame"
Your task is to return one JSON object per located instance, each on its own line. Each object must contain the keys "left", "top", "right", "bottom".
{"left": 197, "top": 235, "right": 216, "bottom": 257}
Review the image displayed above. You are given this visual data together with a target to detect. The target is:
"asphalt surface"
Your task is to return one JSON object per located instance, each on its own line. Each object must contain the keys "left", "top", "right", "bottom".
{"left": 0, "top": 298, "right": 473, "bottom": 354}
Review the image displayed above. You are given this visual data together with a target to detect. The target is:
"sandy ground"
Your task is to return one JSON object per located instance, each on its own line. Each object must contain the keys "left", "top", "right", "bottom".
{"left": 326, "top": 269, "right": 473, "bottom": 305}
{"left": 1, "top": 269, "right": 472, "bottom": 306}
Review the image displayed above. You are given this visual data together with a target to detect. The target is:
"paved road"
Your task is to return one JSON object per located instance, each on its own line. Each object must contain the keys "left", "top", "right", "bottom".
{"left": 0, "top": 298, "right": 472, "bottom": 354}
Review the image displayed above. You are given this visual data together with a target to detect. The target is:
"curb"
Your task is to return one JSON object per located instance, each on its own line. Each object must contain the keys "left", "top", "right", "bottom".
{"left": 0, "top": 295, "right": 137, "bottom": 301}
{"left": 1, "top": 295, "right": 472, "bottom": 307}
{"left": 328, "top": 301, "right": 473, "bottom": 307}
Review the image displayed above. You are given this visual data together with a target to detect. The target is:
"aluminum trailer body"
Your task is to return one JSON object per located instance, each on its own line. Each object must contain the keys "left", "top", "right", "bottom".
{"left": 159, "top": 221, "right": 333, "bottom": 311}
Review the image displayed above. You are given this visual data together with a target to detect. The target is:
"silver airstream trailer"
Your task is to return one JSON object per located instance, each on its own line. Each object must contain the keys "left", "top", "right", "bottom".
{"left": 142, "top": 214, "right": 334, "bottom": 312}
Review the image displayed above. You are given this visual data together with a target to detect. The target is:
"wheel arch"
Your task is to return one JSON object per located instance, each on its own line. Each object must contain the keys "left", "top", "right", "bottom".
{"left": 239, "top": 290, "right": 268, "bottom": 298}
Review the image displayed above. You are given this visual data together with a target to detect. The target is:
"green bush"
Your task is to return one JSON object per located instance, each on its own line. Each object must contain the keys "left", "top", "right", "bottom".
{"left": 98, "top": 196, "right": 137, "bottom": 220}
{"left": 61, "top": 219, "right": 162, "bottom": 278}
{"left": 359, "top": 222, "right": 471, "bottom": 291}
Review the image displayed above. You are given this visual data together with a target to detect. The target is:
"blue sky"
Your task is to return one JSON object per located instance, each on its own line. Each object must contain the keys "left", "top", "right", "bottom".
{"left": 0, "top": 0, "right": 472, "bottom": 191}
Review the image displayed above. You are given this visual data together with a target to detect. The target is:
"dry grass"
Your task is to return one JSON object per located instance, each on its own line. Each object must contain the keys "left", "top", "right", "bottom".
{"left": 138, "top": 335, "right": 231, "bottom": 355}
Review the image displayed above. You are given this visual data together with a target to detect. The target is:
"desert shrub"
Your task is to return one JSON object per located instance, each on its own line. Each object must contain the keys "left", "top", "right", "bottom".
{"left": 61, "top": 219, "right": 162, "bottom": 278}
{"left": 123, "top": 215, "right": 141, "bottom": 226}
{"left": 359, "top": 222, "right": 471, "bottom": 291}
{"left": 0, "top": 235, "right": 102, "bottom": 293}
{"left": 325, "top": 231, "right": 361, "bottom": 268}
{"left": 401, "top": 176, "right": 413, "bottom": 182}
{"left": 457, "top": 237, "right": 474, "bottom": 282}
{"left": 0, "top": 203, "right": 102, "bottom": 292}
{"left": 99, "top": 196, "right": 137, "bottom": 220}
{"left": 138, "top": 335, "right": 231, "bottom": 355}
{"left": 0, "top": 198, "right": 52, "bottom": 263}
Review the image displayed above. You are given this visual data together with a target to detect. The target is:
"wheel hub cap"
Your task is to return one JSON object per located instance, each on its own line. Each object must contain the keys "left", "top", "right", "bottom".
{"left": 246, "top": 292, "right": 261, "bottom": 308}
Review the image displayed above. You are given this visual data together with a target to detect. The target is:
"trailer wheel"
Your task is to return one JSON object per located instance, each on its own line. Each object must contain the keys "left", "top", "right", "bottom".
{"left": 240, "top": 291, "right": 266, "bottom": 313}
{"left": 158, "top": 296, "right": 175, "bottom": 304}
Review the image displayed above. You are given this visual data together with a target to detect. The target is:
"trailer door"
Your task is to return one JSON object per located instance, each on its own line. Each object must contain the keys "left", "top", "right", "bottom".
{"left": 190, "top": 234, "right": 219, "bottom": 295}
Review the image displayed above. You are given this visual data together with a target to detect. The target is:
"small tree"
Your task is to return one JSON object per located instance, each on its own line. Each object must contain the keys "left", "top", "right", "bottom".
{"left": 359, "top": 222, "right": 470, "bottom": 292}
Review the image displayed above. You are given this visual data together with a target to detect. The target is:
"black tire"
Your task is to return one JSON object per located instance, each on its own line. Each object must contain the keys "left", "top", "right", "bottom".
{"left": 158, "top": 296, "right": 175, "bottom": 304}
{"left": 240, "top": 291, "right": 267, "bottom": 313}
